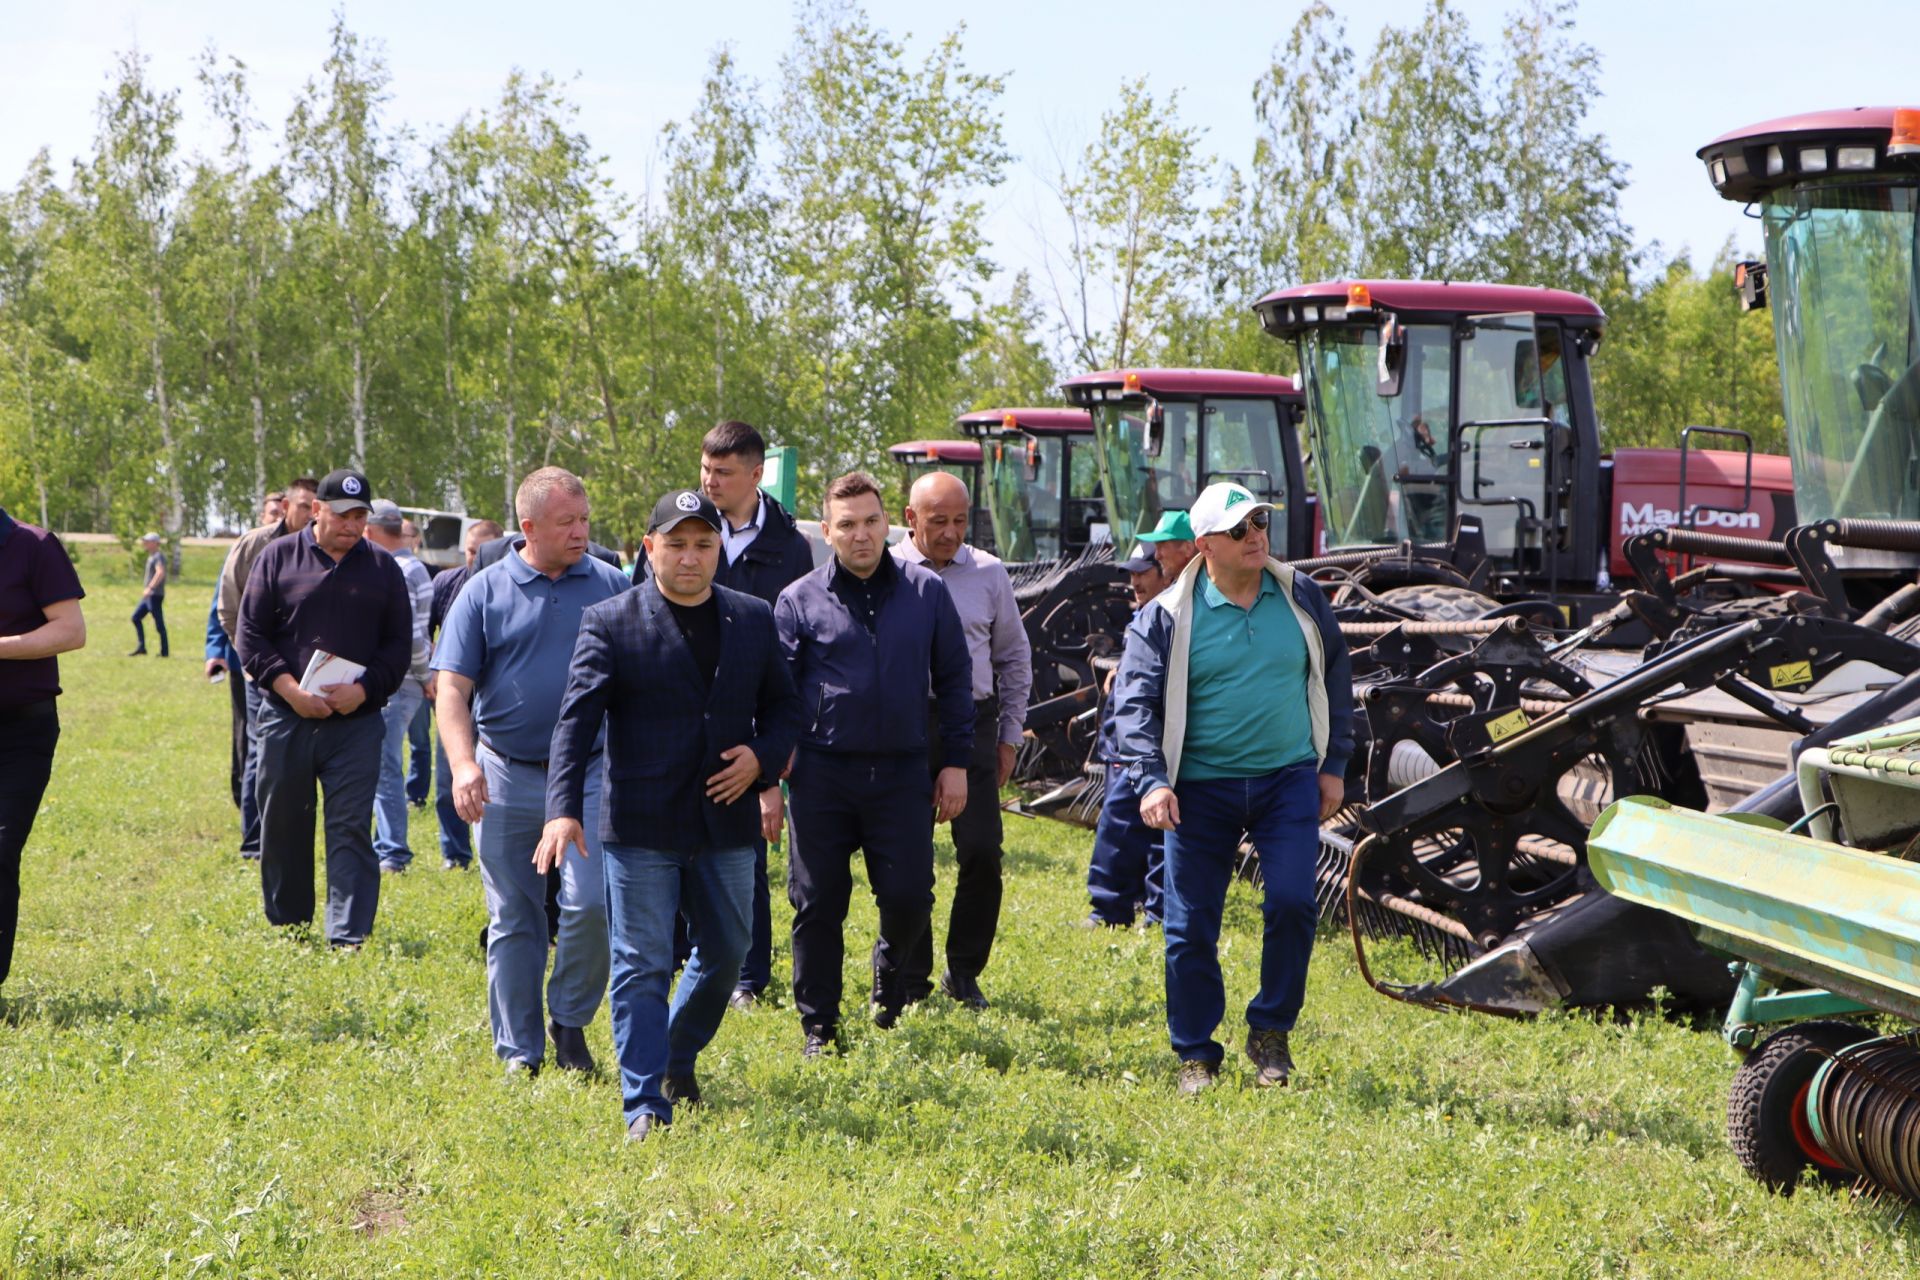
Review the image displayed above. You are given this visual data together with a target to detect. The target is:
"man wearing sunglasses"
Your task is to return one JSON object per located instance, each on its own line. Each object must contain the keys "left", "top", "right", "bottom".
{"left": 1108, "top": 481, "right": 1353, "bottom": 1096}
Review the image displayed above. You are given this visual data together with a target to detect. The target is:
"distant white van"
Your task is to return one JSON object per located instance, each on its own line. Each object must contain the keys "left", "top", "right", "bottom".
{"left": 397, "top": 507, "right": 483, "bottom": 573}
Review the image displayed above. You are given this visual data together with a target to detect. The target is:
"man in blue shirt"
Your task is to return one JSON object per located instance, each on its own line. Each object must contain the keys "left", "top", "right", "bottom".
{"left": 1110, "top": 482, "right": 1354, "bottom": 1096}
{"left": 536, "top": 488, "right": 799, "bottom": 1142}
{"left": 434, "top": 468, "right": 630, "bottom": 1076}
{"left": 774, "top": 471, "right": 974, "bottom": 1056}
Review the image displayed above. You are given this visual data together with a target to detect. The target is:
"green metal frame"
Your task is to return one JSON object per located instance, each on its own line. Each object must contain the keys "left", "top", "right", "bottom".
{"left": 1722, "top": 961, "right": 1869, "bottom": 1049}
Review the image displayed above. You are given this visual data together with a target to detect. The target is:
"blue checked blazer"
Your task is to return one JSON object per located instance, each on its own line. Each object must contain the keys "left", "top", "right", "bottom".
{"left": 545, "top": 579, "right": 801, "bottom": 853}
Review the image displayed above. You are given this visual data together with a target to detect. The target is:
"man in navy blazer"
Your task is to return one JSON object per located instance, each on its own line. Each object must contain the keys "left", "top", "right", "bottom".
{"left": 539, "top": 489, "right": 800, "bottom": 1143}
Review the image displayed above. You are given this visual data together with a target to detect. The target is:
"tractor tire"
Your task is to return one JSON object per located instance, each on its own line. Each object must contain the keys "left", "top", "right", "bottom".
{"left": 1726, "top": 1020, "right": 1868, "bottom": 1193}
{"left": 1356, "top": 582, "right": 1499, "bottom": 624}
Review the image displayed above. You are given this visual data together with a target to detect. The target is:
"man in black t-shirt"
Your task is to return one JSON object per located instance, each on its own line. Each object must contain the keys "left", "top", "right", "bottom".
{"left": 0, "top": 507, "right": 87, "bottom": 990}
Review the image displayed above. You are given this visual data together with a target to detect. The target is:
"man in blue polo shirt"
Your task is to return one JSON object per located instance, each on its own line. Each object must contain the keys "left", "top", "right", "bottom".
{"left": 1110, "top": 482, "right": 1353, "bottom": 1096}
{"left": 434, "top": 467, "right": 629, "bottom": 1077}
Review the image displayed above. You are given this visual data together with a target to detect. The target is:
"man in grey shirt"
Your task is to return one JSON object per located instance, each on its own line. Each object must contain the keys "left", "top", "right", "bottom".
{"left": 891, "top": 470, "right": 1032, "bottom": 1009}
{"left": 129, "top": 532, "right": 168, "bottom": 657}
{"left": 366, "top": 499, "right": 434, "bottom": 872}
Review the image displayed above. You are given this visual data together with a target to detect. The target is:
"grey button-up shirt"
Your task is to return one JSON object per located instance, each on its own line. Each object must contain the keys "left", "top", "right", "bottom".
{"left": 892, "top": 538, "right": 1032, "bottom": 747}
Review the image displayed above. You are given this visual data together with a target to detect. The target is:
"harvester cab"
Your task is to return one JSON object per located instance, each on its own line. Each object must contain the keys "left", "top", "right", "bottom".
{"left": 1058, "top": 367, "right": 1312, "bottom": 559}
{"left": 953, "top": 407, "right": 1099, "bottom": 564}
{"left": 1254, "top": 281, "right": 1609, "bottom": 612}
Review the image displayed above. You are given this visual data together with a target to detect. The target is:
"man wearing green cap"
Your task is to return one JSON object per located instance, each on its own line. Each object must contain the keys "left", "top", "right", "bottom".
{"left": 1136, "top": 510, "right": 1197, "bottom": 583}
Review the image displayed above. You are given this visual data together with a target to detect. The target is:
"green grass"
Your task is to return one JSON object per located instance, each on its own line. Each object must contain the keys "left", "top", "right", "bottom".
{"left": 2, "top": 543, "right": 1916, "bottom": 1276}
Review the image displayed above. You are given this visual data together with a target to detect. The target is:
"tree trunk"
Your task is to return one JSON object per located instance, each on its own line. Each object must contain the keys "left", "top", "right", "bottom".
{"left": 349, "top": 293, "right": 369, "bottom": 471}
{"left": 150, "top": 286, "right": 185, "bottom": 544}
{"left": 441, "top": 271, "right": 463, "bottom": 511}
{"left": 502, "top": 301, "right": 517, "bottom": 525}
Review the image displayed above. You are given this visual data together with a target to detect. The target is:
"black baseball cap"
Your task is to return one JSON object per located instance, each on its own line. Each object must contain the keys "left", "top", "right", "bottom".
{"left": 648, "top": 489, "right": 724, "bottom": 535}
{"left": 316, "top": 468, "right": 374, "bottom": 514}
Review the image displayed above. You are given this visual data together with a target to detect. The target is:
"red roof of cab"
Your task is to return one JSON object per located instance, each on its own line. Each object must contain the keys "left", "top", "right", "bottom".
{"left": 887, "top": 439, "right": 982, "bottom": 463}
{"left": 1701, "top": 107, "right": 1904, "bottom": 152}
{"left": 1256, "top": 279, "right": 1604, "bottom": 320}
{"left": 954, "top": 406, "right": 1091, "bottom": 435}
{"left": 1059, "top": 368, "right": 1300, "bottom": 397}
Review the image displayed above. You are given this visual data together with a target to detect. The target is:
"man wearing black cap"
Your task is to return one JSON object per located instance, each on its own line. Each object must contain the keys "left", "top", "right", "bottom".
{"left": 537, "top": 488, "right": 798, "bottom": 1141}
{"left": 236, "top": 467, "right": 414, "bottom": 948}
{"left": 774, "top": 471, "right": 974, "bottom": 1056}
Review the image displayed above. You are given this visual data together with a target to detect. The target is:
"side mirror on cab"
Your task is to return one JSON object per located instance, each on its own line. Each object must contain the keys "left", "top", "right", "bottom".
{"left": 1141, "top": 403, "right": 1166, "bottom": 459}
{"left": 1377, "top": 314, "right": 1406, "bottom": 398}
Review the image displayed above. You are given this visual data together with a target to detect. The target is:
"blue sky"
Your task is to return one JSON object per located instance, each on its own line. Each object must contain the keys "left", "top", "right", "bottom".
{"left": 5, "top": 0, "right": 1914, "bottom": 308}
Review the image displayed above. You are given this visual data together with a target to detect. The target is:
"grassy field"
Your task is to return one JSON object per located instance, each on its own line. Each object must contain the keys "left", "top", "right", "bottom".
{"left": 2, "top": 543, "right": 1916, "bottom": 1277}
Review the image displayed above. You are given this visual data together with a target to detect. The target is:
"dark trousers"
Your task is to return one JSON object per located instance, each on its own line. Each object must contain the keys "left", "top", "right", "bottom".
{"left": 1087, "top": 761, "right": 1164, "bottom": 925}
{"left": 0, "top": 704, "right": 60, "bottom": 988}
{"left": 239, "top": 679, "right": 266, "bottom": 857}
{"left": 786, "top": 749, "right": 934, "bottom": 1034}
{"left": 1162, "top": 764, "right": 1321, "bottom": 1064}
{"left": 226, "top": 665, "right": 248, "bottom": 810}
{"left": 405, "top": 697, "right": 432, "bottom": 806}
{"left": 131, "top": 596, "right": 168, "bottom": 655}
{"left": 433, "top": 736, "right": 472, "bottom": 866}
{"left": 255, "top": 698, "right": 385, "bottom": 946}
{"left": 904, "top": 699, "right": 1003, "bottom": 999}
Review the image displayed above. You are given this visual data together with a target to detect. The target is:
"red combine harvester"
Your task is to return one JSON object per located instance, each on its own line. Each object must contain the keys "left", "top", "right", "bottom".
{"left": 886, "top": 438, "right": 990, "bottom": 551}
{"left": 954, "top": 407, "right": 1102, "bottom": 564}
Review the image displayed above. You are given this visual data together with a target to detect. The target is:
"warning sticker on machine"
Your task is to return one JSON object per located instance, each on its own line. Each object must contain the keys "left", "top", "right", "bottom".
{"left": 1486, "top": 709, "right": 1530, "bottom": 742}
{"left": 1769, "top": 661, "right": 1813, "bottom": 688}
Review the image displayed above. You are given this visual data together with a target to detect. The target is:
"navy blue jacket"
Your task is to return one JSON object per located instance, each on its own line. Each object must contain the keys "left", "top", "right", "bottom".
{"left": 715, "top": 493, "right": 815, "bottom": 607}
{"left": 545, "top": 579, "right": 801, "bottom": 854}
{"left": 204, "top": 587, "right": 239, "bottom": 668}
{"left": 774, "top": 551, "right": 974, "bottom": 767}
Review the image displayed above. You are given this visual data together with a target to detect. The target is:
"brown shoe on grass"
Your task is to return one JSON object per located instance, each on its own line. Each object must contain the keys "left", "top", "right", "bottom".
{"left": 1244, "top": 1028, "right": 1293, "bottom": 1088}
{"left": 1177, "top": 1059, "right": 1218, "bottom": 1096}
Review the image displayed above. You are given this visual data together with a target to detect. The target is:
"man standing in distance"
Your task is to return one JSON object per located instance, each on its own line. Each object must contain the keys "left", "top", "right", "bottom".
{"left": 205, "top": 496, "right": 284, "bottom": 816}
{"left": 1082, "top": 544, "right": 1171, "bottom": 930}
{"left": 537, "top": 489, "right": 799, "bottom": 1141}
{"left": 1110, "top": 482, "right": 1353, "bottom": 1094}
{"left": 364, "top": 500, "right": 434, "bottom": 873}
{"left": 237, "top": 468, "right": 412, "bottom": 948}
{"left": 435, "top": 468, "right": 628, "bottom": 1076}
{"left": 129, "top": 532, "right": 168, "bottom": 657}
{"left": 1136, "top": 510, "right": 1197, "bottom": 582}
{"left": 427, "top": 518, "right": 503, "bottom": 871}
{"left": 891, "top": 470, "right": 1031, "bottom": 1009}
{"left": 775, "top": 471, "right": 973, "bottom": 1055}
{"left": 220, "top": 477, "right": 318, "bottom": 862}
{"left": 399, "top": 517, "right": 433, "bottom": 809}
{"left": 0, "top": 506, "right": 86, "bottom": 993}
{"left": 699, "top": 419, "right": 814, "bottom": 1011}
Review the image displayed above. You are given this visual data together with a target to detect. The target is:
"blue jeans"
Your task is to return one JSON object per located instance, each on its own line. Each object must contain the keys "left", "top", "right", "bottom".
{"left": 1161, "top": 763, "right": 1321, "bottom": 1064}
{"left": 606, "top": 842, "right": 755, "bottom": 1125}
{"left": 405, "top": 697, "right": 432, "bottom": 806}
{"left": 239, "top": 678, "right": 267, "bottom": 857}
{"left": 1088, "top": 762, "right": 1164, "bottom": 925}
{"left": 373, "top": 680, "right": 424, "bottom": 868}
{"left": 475, "top": 745, "right": 609, "bottom": 1066}
{"left": 433, "top": 737, "right": 471, "bottom": 866}
{"left": 130, "top": 596, "right": 168, "bottom": 655}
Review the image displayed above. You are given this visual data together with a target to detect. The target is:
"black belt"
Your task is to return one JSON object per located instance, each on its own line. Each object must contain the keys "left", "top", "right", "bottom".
{"left": 481, "top": 739, "right": 548, "bottom": 771}
{"left": 0, "top": 698, "right": 57, "bottom": 724}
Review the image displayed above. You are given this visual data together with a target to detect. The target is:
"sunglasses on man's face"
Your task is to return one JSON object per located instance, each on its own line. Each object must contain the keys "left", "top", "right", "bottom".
{"left": 1223, "top": 509, "right": 1271, "bottom": 541}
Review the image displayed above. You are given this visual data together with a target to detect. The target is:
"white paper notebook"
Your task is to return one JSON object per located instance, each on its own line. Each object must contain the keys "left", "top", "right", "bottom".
{"left": 298, "top": 649, "right": 367, "bottom": 694}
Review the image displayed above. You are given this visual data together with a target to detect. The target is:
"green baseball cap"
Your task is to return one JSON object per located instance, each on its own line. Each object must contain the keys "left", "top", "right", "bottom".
{"left": 1136, "top": 510, "right": 1195, "bottom": 543}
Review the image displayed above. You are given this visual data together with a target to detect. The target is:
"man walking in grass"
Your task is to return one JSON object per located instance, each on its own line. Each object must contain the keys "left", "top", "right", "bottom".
{"left": 0, "top": 506, "right": 86, "bottom": 993}
{"left": 129, "top": 532, "right": 168, "bottom": 657}
{"left": 364, "top": 499, "right": 434, "bottom": 873}
{"left": 537, "top": 488, "right": 798, "bottom": 1142}
{"left": 435, "top": 468, "right": 628, "bottom": 1079}
{"left": 1110, "top": 482, "right": 1353, "bottom": 1095}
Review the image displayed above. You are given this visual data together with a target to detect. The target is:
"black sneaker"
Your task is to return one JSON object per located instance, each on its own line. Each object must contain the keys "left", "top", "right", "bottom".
{"left": 1178, "top": 1059, "right": 1219, "bottom": 1096}
{"left": 1075, "top": 912, "right": 1126, "bottom": 930}
{"left": 802, "top": 1029, "right": 835, "bottom": 1060}
{"left": 127, "top": 648, "right": 146, "bottom": 657}
{"left": 727, "top": 988, "right": 758, "bottom": 1012}
{"left": 663, "top": 1072, "right": 702, "bottom": 1107}
{"left": 1244, "top": 1028, "right": 1293, "bottom": 1088}
{"left": 549, "top": 1020, "right": 595, "bottom": 1073}
{"left": 871, "top": 1002, "right": 900, "bottom": 1030}
{"left": 940, "top": 970, "right": 989, "bottom": 1010}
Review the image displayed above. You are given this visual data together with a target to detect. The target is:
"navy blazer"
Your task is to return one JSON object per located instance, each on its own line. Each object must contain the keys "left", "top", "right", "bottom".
{"left": 545, "top": 580, "right": 801, "bottom": 853}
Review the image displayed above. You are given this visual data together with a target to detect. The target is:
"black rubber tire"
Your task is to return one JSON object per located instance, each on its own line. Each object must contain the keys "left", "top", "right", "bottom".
{"left": 1353, "top": 582, "right": 1499, "bottom": 625}
{"left": 1726, "top": 1020, "right": 1869, "bottom": 1193}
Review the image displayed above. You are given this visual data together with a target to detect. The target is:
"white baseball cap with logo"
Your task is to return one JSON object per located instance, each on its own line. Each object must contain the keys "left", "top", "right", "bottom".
{"left": 1188, "top": 481, "right": 1278, "bottom": 537}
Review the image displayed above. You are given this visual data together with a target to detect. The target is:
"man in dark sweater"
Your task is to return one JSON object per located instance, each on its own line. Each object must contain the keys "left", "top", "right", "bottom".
{"left": 774, "top": 472, "right": 974, "bottom": 1055}
{"left": 236, "top": 468, "right": 413, "bottom": 948}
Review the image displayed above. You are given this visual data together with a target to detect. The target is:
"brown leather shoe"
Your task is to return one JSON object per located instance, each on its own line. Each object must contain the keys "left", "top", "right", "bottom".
{"left": 1178, "top": 1059, "right": 1219, "bottom": 1096}
{"left": 1244, "top": 1028, "right": 1294, "bottom": 1088}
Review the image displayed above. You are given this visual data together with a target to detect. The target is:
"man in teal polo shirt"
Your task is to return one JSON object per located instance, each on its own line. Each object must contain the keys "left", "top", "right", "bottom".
{"left": 1109, "top": 481, "right": 1354, "bottom": 1095}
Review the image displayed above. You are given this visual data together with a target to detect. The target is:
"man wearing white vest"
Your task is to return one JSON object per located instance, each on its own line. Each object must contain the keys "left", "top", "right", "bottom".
{"left": 1108, "top": 481, "right": 1354, "bottom": 1096}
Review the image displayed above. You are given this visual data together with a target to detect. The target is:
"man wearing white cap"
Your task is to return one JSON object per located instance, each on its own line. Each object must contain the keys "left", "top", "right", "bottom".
{"left": 1109, "top": 481, "right": 1353, "bottom": 1095}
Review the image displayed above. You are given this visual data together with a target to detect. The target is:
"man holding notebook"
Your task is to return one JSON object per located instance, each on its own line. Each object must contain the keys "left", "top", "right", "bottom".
{"left": 236, "top": 467, "right": 413, "bottom": 948}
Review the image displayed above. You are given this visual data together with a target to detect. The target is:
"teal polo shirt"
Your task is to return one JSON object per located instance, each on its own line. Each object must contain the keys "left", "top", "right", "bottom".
{"left": 1180, "top": 568, "right": 1316, "bottom": 780}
